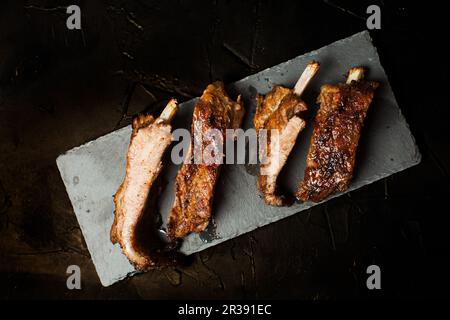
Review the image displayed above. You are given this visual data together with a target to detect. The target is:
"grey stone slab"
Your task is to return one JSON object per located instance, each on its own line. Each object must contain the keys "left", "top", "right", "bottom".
{"left": 56, "top": 31, "right": 421, "bottom": 286}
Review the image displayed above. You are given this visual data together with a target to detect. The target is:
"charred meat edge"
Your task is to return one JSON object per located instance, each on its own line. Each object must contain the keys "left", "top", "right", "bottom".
{"left": 296, "top": 67, "right": 379, "bottom": 203}
{"left": 111, "top": 99, "right": 178, "bottom": 270}
{"left": 254, "top": 61, "right": 320, "bottom": 206}
{"left": 167, "top": 81, "right": 245, "bottom": 238}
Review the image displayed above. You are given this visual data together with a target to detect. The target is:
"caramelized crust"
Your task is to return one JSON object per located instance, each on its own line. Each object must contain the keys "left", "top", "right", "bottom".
{"left": 255, "top": 86, "right": 308, "bottom": 206}
{"left": 296, "top": 79, "right": 379, "bottom": 202}
{"left": 167, "top": 81, "right": 244, "bottom": 238}
{"left": 111, "top": 100, "right": 178, "bottom": 270}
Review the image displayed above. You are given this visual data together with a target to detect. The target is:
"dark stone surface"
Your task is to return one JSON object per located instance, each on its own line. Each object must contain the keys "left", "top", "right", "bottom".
{"left": 0, "top": 0, "right": 449, "bottom": 299}
{"left": 56, "top": 31, "right": 421, "bottom": 286}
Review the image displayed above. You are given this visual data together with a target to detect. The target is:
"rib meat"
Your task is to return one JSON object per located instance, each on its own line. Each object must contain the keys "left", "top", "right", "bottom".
{"left": 254, "top": 61, "right": 320, "bottom": 206}
{"left": 111, "top": 99, "right": 178, "bottom": 270}
{"left": 296, "top": 67, "right": 379, "bottom": 202}
{"left": 167, "top": 81, "right": 244, "bottom": 238}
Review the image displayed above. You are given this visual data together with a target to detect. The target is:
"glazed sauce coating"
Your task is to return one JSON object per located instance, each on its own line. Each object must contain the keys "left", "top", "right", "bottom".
{"left": 254, "top": 85, "right": 308, "bottom": 206}
{"left": 167, "top": 81, "right": 244, "bottom": 238}
{"left": 296, "top": 80, "right": 379, "bottom": 202}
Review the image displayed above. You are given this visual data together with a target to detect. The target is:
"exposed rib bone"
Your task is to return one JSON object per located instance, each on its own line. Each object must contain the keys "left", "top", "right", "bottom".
{"left": 156, "top": 98, "right": 178, "bottom": 124}
{"left": 255, "top": 61, "right": 320, "bottom": 206}
{"left": 111, "top": 99, "right": 179, "bottom": 270}
{"left": 297, "top": 67, "right": 379, "bottom": 203}
{"left": 346, "top": 67, "right": 365, "bottom": 84}
{"left": 294, "top": 60, "right": 320, "bottom": 97}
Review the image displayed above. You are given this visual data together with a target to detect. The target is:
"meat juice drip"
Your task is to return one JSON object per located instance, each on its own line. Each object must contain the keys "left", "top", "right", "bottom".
{"left": 199, "top": 218, "right": 219, "bottom": 243}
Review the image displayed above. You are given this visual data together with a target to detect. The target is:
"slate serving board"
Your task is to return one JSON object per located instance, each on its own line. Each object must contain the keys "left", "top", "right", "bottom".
{"left": 56, "top": 31, "right": 421, "bottom": 286}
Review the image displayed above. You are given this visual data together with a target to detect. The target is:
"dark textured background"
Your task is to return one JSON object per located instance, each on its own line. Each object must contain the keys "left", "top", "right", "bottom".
{"left": 0, "top": 0, "right": 448, "bottom": 299}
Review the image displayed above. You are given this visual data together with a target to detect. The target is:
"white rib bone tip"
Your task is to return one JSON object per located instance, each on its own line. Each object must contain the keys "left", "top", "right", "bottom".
{"left": 158, "top": 98, "right": 178, "bottom": 123}
{"left": 294, "top": 60, "right": 320, "bottom": 97}
{"left": 346, "top": 67, "right": 365, "bottom": 84}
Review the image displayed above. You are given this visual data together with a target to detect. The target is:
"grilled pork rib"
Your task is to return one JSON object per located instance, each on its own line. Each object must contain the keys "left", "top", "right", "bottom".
{"left": 167, "top": 81, "right": 244, "bottom": 238}
{"left": 111, "top": 99, "right": 178, "bottom": 270}
{"left": 296, "top": 67, "right": 379, "bottom": 202}
{"left": 254, "top": 61, "right": 320, "bottom": 206}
